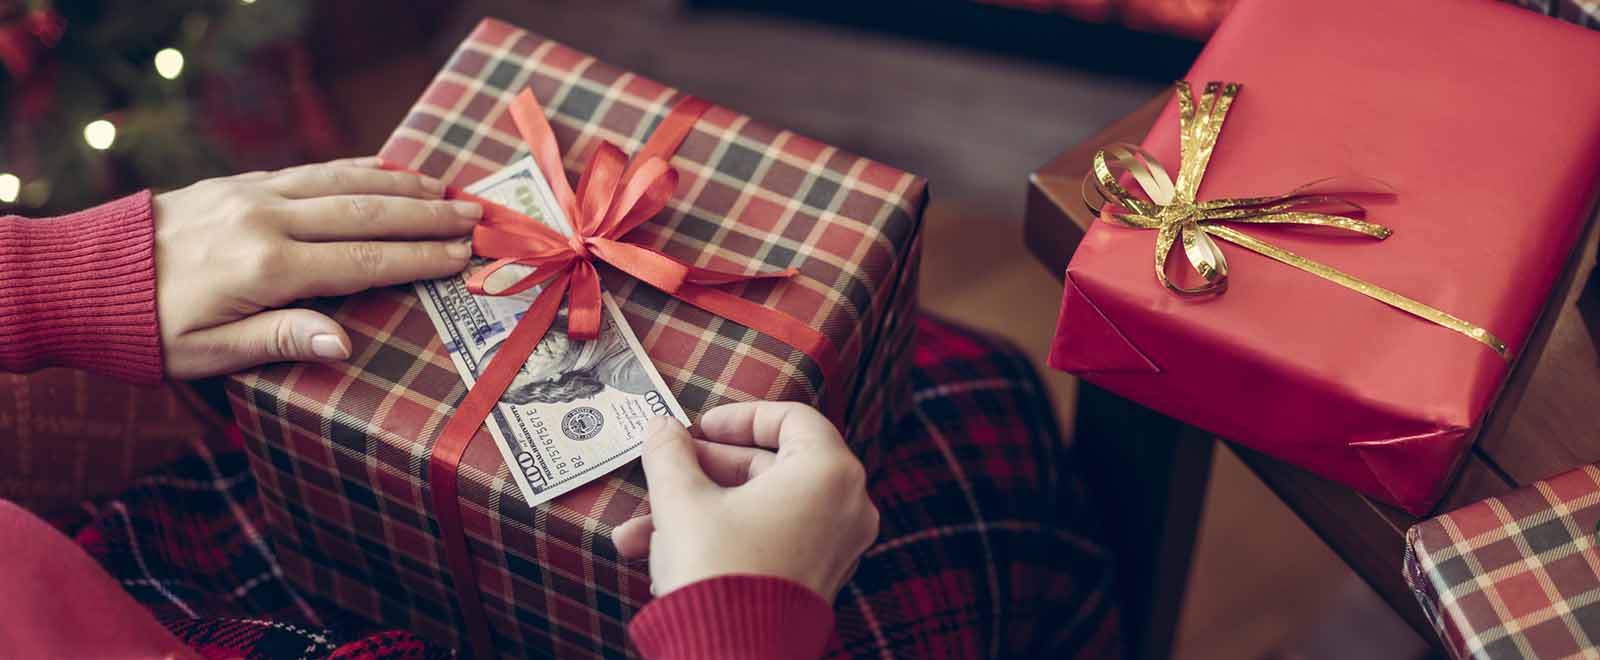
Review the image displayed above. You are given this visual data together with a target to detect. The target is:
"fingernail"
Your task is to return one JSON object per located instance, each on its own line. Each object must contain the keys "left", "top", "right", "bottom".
{"left": 421, "top": 176, "right": 446, "bottom": 197}
{"left": 311, "top": 334, "right": 350, "bottom": 360}
{"left": 645, "top": 415, "right": 672, "bottom": 436}
{"left": 446, "top": 238, "right": 473, "bottom": 260}
{"left": 452, "top": 200, "right": 483, "bottom": 219}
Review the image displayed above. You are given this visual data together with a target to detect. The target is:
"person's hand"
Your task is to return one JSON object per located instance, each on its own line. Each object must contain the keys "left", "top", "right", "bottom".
{"left": 612, "top": 402, "right": 879, "bottom": 600}
{"left": 153, "top": 157, "right": 481, "bottom": 379}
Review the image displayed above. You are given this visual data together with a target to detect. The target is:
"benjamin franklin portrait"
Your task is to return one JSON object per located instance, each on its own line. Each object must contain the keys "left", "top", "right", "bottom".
{"left": 480, "top": 310, "right": 655, "bottom": 405}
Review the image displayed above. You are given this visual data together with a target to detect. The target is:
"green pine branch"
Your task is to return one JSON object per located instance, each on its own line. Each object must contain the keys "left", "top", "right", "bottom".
{"left": 2, "top": 0, "right": 310, "bottom": 212}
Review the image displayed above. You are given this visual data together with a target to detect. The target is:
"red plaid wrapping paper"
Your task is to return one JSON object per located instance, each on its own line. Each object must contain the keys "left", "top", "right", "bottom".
{"left": 65, "top": 317, "right": 1115, "bottom": 659}
{"left": 0, "top": 370, "right": 215, "bottom": 511}
{"left": 1405, "top": 464, "right": 1600, "bottom": 659}
{"left": 225, "top": 18, "right": 926, "bottom": 656}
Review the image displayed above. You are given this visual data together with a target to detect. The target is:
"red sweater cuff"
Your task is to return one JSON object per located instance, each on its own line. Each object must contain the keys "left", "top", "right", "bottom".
{"left": 629, "top": 575, "right": 835, "bottom": 660}
{"left": 0, "top": 191, "right": 163, "bottom": 384}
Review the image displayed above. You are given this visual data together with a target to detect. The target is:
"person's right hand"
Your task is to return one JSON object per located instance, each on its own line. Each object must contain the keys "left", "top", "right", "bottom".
{"left": 152, "top": 157, "right": 481, "bottom": 379}
{"left": 612, "top": 402, "right": 879, "bottom": 601}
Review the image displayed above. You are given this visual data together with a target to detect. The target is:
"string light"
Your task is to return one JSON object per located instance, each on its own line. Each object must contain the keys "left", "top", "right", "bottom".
{"left": 0, "top": 174, "right": 18, "bottom": 203}
{"left": 84, "top": 119, "right": 117, "bottom": 150}
{"left": 154, "top": 48, "right": 185, "bottom": 79}
{"left": 19, "top": 180, "right": 49, "bottom": 207}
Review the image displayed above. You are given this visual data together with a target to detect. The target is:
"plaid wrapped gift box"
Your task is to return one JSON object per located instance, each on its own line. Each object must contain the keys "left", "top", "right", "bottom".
{"left": 1405, "top": 464, "right": 1600, "bottom": 659}
{"left": 225, "top": 18, "right": 926, "bottom": 657}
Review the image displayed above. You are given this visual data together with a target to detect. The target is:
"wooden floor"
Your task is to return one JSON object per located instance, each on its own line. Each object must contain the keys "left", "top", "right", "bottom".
{"left": 321, "top": 2, "right": 1428, "bottom": 656}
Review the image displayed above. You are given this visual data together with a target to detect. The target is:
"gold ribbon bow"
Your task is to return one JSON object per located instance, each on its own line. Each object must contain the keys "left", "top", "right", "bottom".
{"left": 1084, "top": 81, "right": 1508, "bottom": 358}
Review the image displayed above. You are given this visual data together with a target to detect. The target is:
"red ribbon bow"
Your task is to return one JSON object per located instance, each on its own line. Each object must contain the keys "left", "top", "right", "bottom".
{"left": 388, "top": 89, "right": 839, "bottom": 658}
{"left": 457, "top": 89, "right": 829, "bottom": 353}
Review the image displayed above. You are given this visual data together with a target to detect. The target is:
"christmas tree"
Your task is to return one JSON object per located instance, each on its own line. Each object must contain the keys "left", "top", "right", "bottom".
{"left": 0, "top": 0, "right": 319, "bottom": 213}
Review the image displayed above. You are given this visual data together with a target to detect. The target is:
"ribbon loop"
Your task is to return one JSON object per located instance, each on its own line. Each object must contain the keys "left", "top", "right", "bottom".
{"left": 576, "top": 142, "right": 628, "bottom": 238}
{"left": 585, "top": 238, "right": 691, "bottom": 293}
{"left": 599, "top": 156, "right": 677, "bottom": 240}
{"left": 1084, "top": 80, "right": 1508, "bottom": 358}
{"left": 1179, "top": 219, "right": 1227, "bottom": 293}
{"left": 465, "top": 256, "right": 572, "bottom": 298}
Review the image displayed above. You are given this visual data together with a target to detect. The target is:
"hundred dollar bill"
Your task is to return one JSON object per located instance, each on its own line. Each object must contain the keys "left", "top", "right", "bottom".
{"left": 415, "top": 157, "right": 689, "bottom": 509}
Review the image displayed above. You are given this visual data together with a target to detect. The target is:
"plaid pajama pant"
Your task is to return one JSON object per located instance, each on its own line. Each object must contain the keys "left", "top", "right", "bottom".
{"left": 53, "top": 317, "right": 1119, "bottom": 659}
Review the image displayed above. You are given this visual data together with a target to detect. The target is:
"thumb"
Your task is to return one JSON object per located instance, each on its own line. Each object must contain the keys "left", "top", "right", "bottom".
{"left": 170, "top": 308, "right": 352, "bottom": 378}
{"left": 640, "top": 417, "right": 712, "bottom": 505}
{"left": 611, "top": 514, "right": 653, "bottom": 560}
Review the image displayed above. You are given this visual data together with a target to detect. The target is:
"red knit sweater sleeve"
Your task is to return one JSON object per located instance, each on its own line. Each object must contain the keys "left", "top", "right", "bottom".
{"left": 0, "top": 191, "right": 164, "bottom": 384}
{"left": 628, "top": 575, "right": 835, "bottom": 660}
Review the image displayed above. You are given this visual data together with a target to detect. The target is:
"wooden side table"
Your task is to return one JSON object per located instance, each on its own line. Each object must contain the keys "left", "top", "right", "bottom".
{"left": 1026, "top": 92, "right": 1600, "bottom": 660}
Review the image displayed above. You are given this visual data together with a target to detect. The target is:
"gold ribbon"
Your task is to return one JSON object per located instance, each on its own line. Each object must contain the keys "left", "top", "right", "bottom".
{"left": 1084, "top": 80, "right": 1508, "bottom": 358}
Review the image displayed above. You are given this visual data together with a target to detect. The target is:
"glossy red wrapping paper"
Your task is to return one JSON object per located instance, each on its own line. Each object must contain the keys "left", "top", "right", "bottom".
{"left": 1048, "top": 0, "right": 1600, "bottom": 514}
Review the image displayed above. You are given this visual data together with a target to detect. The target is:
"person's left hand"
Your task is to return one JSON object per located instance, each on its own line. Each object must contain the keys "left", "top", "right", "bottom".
{"left": 153, "top": 157, "right": 480, "bottom": 379}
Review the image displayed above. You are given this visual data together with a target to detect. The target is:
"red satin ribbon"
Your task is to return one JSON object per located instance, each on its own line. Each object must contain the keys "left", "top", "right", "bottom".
{"left": 385, "top": 89, "right": 839, "bottom": 658}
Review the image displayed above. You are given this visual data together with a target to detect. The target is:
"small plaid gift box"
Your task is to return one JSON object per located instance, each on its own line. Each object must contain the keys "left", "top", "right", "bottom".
{"left": 225, "top": 18, "right": 926, "bottom": 657}
{"left": 1405, "top": 464, "right": 1600, "bottom": 659}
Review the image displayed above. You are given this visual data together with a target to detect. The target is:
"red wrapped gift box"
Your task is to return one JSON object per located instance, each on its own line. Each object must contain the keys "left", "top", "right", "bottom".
{"left": 227, "top": 18, "right": 925, "bottom": 656}
{"left": 1048, "top": 0, "right": 1600, "bottom": 514}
